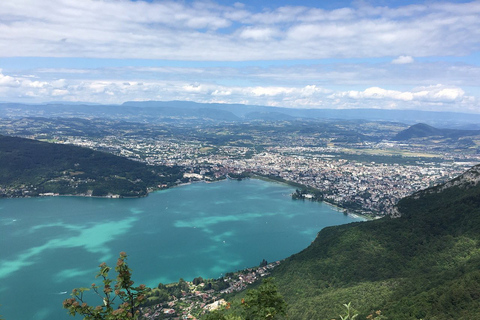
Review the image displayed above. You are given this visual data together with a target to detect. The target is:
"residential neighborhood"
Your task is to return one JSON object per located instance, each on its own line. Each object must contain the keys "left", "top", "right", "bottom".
{"left": 140, "top": 261, "right": 281, "bottom": 320}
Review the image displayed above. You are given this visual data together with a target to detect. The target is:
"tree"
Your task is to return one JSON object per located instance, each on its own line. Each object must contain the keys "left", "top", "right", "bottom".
{"left": 241, "top": 278, "right": 287, "bottom": 320}
{"left": 193, "top": 276, "right": 205, "bottom": 285}
{"left": 178, "top": 278, "right": 189, "bottom": 291}
{"left": 63, "top": 252, "right": 148, "bottom": 320}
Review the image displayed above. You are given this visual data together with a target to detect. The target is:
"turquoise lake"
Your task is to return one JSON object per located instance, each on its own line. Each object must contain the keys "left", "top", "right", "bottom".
{"left": 0, "top": 179, "right": 363, "bottom": 320}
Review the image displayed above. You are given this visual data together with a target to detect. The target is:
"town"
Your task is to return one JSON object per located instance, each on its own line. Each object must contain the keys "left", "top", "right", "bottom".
{"left": 1, "top": 117, "right": 478, "bottom": 216}
{"left": 140, "top": 261, "right": 281, "bottom": 319}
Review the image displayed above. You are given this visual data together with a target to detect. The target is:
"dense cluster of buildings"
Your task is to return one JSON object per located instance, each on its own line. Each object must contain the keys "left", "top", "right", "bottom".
{"left": 210, "top": 149, "right": 472, "bottom": 215}
{"left": 59, "top": 135, "right": 478, "bottom": 216}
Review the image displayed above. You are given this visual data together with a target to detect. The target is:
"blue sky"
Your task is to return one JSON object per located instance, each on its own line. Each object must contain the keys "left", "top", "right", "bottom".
{"left": 0, "top": 0, "right": 479, "bottom": 113}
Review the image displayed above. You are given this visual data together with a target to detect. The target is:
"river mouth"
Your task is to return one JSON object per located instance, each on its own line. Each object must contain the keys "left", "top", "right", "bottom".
{"left": 0, "top": 178, "right": 363, "bottom": 320}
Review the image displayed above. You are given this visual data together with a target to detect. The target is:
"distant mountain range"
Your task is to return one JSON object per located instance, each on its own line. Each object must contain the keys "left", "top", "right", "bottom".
{"left": 270, "top": 164, "right": 480, "bottom": 319}
{"left": 2, "top": 100, "right": 480, "bottom": 128}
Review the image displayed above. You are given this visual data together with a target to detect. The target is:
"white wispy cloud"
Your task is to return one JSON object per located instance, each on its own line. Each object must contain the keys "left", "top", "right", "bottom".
{"left": 332, "top": 85, "right": 466, "bottom": 103}
{"left": 26, "top": 59, "right": 480, "bottom": 89}
{"left": 1, "top": 0, "right": 479, "bottom": 60}
{"left": 1, "top": 68, "right": 478, "bottom": 112}
{"left": 392, "top": 55, "right": 414, "bottom": 64}
{"left": 238, "top": 27, "right": 279, "bottom": 41}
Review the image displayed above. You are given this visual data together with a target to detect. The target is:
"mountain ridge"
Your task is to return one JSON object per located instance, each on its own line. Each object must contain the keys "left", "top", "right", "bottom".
{"left": 270, "top": 164, "right": 480, "bottom": 319}
{"left": 3, "top": 101, "right": 480, "bottom": 128}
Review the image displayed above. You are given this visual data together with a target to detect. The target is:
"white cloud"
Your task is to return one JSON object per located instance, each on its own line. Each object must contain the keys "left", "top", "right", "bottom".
{"left": 0, "top": 69, "right": 20, "bottom": 87}
{"left": 212, "top": 89, "right": 232, "bottom": 96}
{"left": 0, "top": 0, "right": 479, "bottom": 60}
{"left": 52, "top": 89, "right": 69, "bottom": 96}
{"left": 239, "top": 27, "right": 279, "bottom": 41}
{"left": 0, "top": 69, "right": 72, "bottom": 99}
{"left": 0, "top": 60, "right": 478, "bottom": 113}
{"left": 333, "top": 84, "right": 468, "bottom": 105}
{"left": 392, "top": 55, "right": 414, "bottom": 64}
{"left": 412, "top": 85, "right": 465, "bottom": 102}
{"left": 250, "top": 86, "right": 294, "bottom": 96}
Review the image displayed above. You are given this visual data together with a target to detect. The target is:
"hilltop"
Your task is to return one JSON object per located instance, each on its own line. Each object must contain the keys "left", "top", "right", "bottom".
{"left": 394, "top": 123, "right": 480, "bottom": 141}
{"left": 0, "top": 135, "right": 183, "bottom": 198}
{"left": 270, "top": 164, "right": 480, "bottom": 319}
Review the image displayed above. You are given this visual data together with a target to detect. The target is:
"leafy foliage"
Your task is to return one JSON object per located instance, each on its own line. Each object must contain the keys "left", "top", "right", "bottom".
{"left": 338, "top": 302, "right": 358, "bottom": 320}
{"left": 200, "top": 278, "right": 287, "bottom": 320}
{"left": 63, "top": 252, "right": 148, "bottom": 320}
{"left": 271, "top": 165, "right": 480, "bottom": 319}
{"left": 241, "top": 278, "right": 287, "bottom": 320}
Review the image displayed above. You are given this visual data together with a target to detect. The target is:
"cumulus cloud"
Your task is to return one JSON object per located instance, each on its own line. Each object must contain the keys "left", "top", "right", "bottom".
{"left": 412, "top": 84, "right": 465, "bottom": 102}
{"left": 392, "top": 55, "right": 415, "bottom": 64}
{"left": 0, "top": 0, "right": 479, "bottom": 60}
{"left": 0, "top": 62, "right": 478, "bottom": 113}
{"left": 332, "top": 84, "right": 468, "bottom": 105}
{"left": 0, "top": 69, "right": 21, "bottom": 87}
{"left": 337, "top": 87, "right": 415, "bottom": 101}
{"left": 0, "top": 68, "right": 331, "bottom": 106}
{"left": 0, "top": 70, "right": 70, "bottom": 99}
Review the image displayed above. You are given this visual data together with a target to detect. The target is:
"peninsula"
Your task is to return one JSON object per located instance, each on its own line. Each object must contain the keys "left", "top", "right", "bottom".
{"left": 0, "top": 135, "right": 183, "bottom": 198}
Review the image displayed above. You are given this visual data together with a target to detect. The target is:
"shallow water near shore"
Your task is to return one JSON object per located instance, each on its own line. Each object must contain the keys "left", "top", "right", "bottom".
{"left": 0, "top": 178, "right": 363, "bottom": 320}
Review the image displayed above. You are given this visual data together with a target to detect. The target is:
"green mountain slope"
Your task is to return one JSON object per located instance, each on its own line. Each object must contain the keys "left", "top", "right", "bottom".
{"left": 0, "top": 135, "right": 183, "bottom": 197}
{"left": 271, "top": 165, "right": 480, "bottom": 319}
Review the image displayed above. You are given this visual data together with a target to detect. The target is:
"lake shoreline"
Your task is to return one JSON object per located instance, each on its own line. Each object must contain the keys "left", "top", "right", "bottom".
{"left": 0, "top": 173, "right": 377, "bottom": 220}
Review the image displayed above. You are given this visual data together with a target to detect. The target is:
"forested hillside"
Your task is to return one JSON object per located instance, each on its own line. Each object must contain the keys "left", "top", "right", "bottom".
{"left": 271, "top": 165, "right": 480, "bottom": 319}
{"left": 0, "top": 135, "right": 183, "bottom": 197}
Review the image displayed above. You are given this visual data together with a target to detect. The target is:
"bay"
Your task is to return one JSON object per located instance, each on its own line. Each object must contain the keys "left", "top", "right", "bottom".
{"left": 0, "top": 178, "right": 363, "bottom": 320}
